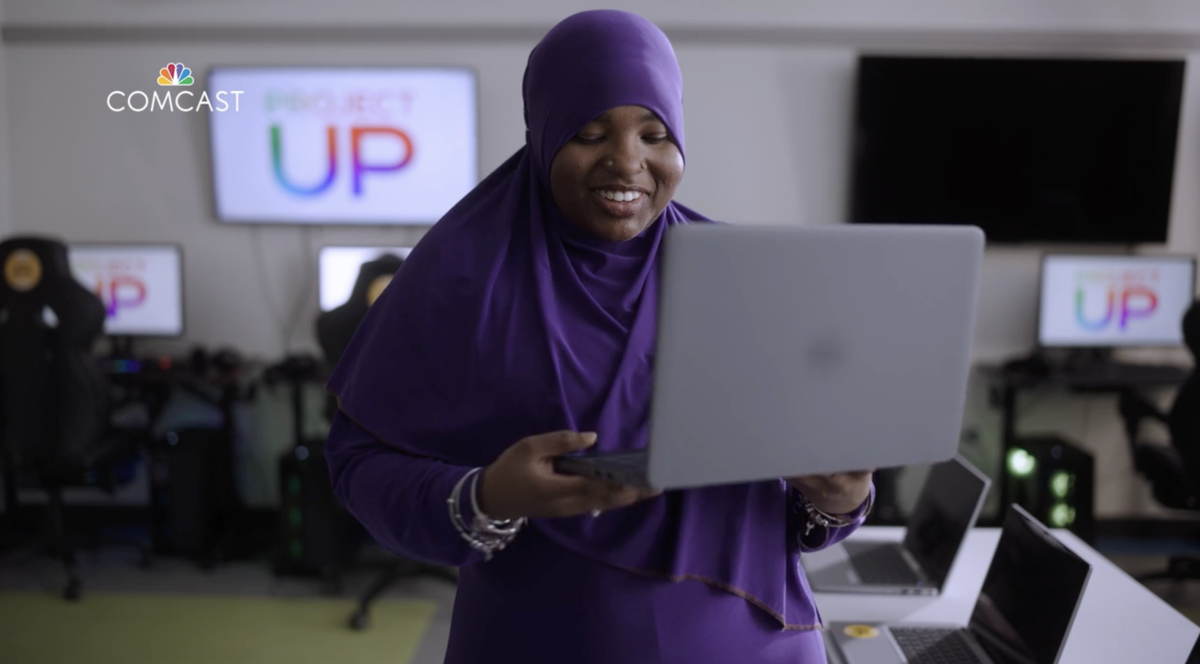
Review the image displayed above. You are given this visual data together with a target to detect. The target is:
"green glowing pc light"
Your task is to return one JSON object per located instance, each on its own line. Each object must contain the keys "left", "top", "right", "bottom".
{"left": 1050, "top": 471, "right": 1073, "bottom": 499}
{"left": 1049, "top": 503, "right": 1076, "bottom": 528}
{"left": 1007, "top": 448, "right": 1037, "bottom": 477}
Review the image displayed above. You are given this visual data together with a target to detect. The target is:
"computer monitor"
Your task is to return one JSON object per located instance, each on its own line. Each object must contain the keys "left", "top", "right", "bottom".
{"left": 318, "top": 246, "right": 411, "bottom": 311}
{"left": 208, "top": 67, "right": 478, "bottom": 225}
{"left": 1038, "top": 254, "right": 1197, "bottom": 348}
{"left": 67, "top": 244, "right": 185, "bottom": 337}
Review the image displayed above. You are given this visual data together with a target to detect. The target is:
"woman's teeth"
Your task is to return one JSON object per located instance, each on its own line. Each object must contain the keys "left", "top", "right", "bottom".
{"left": 600, "top": 190, "right": 642, "bottom": 202}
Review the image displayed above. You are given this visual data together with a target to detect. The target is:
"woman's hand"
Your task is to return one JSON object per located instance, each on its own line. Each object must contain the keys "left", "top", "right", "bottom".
{"left": 787, "top": 470, "right": 874, "bottom": 516}
{"left": 478, "top": 430, "right": 662, "bottom": 520}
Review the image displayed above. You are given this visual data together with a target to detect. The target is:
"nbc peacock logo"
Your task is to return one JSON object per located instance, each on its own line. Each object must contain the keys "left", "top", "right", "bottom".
{"left": 108, "top": 62, "right": 242, "bottom": 113}
{"left": 157, "top": 63, "right": 194, "bottom": 87}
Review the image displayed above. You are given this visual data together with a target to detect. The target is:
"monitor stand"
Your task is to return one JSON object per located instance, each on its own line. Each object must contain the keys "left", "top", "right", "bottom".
{"left": 1061, "top": 348, "right": 1115, "bottom": 371}
{"left": 109, "top": 335, "right": 136, "bottom": 360}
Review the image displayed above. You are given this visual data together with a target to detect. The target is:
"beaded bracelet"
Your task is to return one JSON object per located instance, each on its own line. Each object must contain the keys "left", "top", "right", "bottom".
{"left": 446, "top": 468, "right": 526, "bottom": 561}
{"left": 800, "top": 490, "right": 874, "bottom": 538}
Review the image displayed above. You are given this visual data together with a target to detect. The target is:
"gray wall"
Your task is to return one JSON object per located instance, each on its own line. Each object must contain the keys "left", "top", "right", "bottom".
{"left": 3, "top": 1, "right": 1199, "bottom": 513}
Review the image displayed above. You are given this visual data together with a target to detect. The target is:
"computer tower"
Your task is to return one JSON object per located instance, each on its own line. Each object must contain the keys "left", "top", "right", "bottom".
{"left": 275, "top": 441, "right": 358, "bottom": 577}
{"left": 149, "top": 428, "right": 230, "bottom": 557}
{"left": 1005, "top": 435, "right": 1095, "bottom": 543}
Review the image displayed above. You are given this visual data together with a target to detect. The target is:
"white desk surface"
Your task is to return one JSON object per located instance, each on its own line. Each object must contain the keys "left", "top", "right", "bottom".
{"left": 810, "top": 526, "right": 1200, "bottom": 664}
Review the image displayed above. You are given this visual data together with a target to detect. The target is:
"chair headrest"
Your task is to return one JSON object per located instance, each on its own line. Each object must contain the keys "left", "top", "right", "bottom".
{"left": 0, "top": 235, "right": 72, "bottom": 301}
{"left": 1185, "top": 298, "right": 1200, "bottom": 356}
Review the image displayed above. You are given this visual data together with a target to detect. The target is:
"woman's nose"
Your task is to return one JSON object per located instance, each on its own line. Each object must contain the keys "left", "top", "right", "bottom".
{"left": 605, "top": 136, "right": 646, "bottom": 174}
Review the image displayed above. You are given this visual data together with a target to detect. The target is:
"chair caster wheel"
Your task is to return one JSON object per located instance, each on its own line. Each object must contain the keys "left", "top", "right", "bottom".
{"left": 349, "top": 611, "right": 369, "bottom": 631}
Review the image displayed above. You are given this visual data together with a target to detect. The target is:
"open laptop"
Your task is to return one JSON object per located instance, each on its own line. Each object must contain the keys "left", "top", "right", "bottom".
{"left": 553, "top": 224, "right": 984, "bottom": 489}
{"left": 827, "top": 504, "right": 1092, "bottom": 664}
{"left": 803, "top": 455, "right": 991, "bottom": 596}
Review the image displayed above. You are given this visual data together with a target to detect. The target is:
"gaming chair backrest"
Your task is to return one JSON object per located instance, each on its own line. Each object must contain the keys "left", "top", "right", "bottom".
{"left": 315, "top": 253, "right": 404, "bottom": 366}
{"left": 0, "top": 237, "right": 108, "bottom": 468}
{"left": 1171, "top": 299, "right": 1199, "bottom": 482}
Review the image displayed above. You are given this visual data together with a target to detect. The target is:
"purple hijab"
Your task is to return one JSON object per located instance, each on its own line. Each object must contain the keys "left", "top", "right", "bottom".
{"left": 328, "top": 10, "right": 805, "bottom": 627}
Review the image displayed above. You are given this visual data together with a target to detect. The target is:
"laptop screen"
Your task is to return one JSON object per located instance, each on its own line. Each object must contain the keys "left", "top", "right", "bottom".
{"left": 967, "top": 506, "right": 1091, "bottom": 664}
{"left": 902, "top": 457, "right": 989, "bottom": 588}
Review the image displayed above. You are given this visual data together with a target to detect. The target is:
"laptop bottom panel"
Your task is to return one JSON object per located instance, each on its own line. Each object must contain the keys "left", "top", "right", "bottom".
{"left": 551, "top": 452, "right": 650, "bottom": 488}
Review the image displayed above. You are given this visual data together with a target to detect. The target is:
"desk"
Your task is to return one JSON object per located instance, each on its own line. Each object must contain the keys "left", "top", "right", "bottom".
{"left": 812, "top": 526, "right": 1200, "bottom": 664}
{"left": 981, "top": 363, "right": 1189, "bottom": 515}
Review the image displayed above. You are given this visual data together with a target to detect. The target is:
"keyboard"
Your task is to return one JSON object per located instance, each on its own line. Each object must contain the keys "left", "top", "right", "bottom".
{"left": 552, "top": 451, "right": 649, "bottom": 485}
{"left": 845, "top": 543, "right": 922, "bottom": 585}
{"left": 890, "top": 627, "right": 983, "bottom": 664}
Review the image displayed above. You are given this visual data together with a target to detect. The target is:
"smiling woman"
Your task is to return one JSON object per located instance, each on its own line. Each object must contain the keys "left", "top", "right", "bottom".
{"left": 322, "top": 9, "right": 872, "bottom": 664}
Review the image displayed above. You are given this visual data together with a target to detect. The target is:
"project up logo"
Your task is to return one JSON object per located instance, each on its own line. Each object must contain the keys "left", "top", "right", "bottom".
{"left": 108, "top": 62, "right": 244, "bottom": 113}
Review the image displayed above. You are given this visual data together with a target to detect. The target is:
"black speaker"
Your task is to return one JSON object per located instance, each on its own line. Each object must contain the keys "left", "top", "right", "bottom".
{"left": 149, "top": 428, "right": 231, "bottom": 557}
{"left": 1005, "top": 435, "right": 1095, "bottom": 543}
{"left": 275, "top": 441, "right": 358, "bottom": 577}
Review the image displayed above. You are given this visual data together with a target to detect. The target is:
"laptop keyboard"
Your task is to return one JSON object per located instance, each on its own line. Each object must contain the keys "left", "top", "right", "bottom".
{"left": 594, "top": 452, "right": 648, "bottom": 469}
{"left": 889, "top": 627, "right": 982, "bottom": 664}
{"left": 845, "top": 543, "right": 922, "bottom": 585}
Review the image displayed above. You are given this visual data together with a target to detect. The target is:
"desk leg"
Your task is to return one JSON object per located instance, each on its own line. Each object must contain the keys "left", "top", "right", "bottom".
{"left": 998, "top": 384, "right": 1017, "bottom": 515}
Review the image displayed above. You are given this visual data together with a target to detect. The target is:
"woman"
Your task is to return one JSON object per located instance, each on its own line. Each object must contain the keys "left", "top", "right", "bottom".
{"left": 325, "top": 10, "right": 873, "bottom": 663}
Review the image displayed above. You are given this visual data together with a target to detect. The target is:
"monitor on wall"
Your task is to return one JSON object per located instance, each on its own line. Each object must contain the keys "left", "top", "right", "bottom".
{"left": 209, "top": 67, "right": 478, "bottom": 225}
{"left": 319, "top": 246, "right": 412, "bottom": 311}
{"left": 1038, "top": 254, "right": 1196, "bottom": 348}
{"left": 849, "top": 56, "right": 1186, "bottom": 244}
{"left": 67, "top": 244, "right": 185, "bottom": 337}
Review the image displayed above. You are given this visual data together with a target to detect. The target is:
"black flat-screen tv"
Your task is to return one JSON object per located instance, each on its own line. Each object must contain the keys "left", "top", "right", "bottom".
{"left": 849, "top": 56, "right": 1185, "bottom": 244}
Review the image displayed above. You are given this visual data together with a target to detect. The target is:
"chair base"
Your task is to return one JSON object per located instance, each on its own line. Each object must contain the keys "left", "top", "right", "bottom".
{"left": 348, "top": 560, "right": 458, "bottom": 632}
{"left": 1137, "top": 556, "right": 1200, "bottom": 584}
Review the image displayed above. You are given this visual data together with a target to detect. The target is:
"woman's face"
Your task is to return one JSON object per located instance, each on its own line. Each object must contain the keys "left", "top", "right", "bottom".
{"left": 550, "top": 105, "right": 684, "bottom": 242}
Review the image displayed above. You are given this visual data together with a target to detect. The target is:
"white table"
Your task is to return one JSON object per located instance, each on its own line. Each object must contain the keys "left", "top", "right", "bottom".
{"left": 810, "top": 526, "right": 1200, "bottom": 664}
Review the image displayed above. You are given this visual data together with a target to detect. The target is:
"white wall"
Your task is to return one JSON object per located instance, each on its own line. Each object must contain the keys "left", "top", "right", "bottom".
{"left": 8, "top": 0, "right": 1200, "bottom": 33}
{"left": 2, "top": 2, "right": 1198, "bottom": 514}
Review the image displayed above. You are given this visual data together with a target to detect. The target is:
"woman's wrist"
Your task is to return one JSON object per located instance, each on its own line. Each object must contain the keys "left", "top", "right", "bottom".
{"left": 447, "top": 467, "right": 526, "bottom": 561}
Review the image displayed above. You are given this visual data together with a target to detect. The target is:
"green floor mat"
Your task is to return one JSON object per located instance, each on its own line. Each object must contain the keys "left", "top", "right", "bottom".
{"left": 0, "top": 592, "right": 437, "bottom": 664}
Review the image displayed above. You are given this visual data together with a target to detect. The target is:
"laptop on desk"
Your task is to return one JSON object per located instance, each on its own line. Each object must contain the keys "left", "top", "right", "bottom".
{"left": 803, "top": 455, "right": 990, "bottom": 596}
{"left": 553, "top": 224, "right": 985, "bottom": 490}
{"left": 826, "top": 504, "right": 1092, "bottom": 664}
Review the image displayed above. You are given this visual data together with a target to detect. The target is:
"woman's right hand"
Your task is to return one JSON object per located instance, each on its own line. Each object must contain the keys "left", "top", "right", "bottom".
{"left": 477, "top": 430, "right": 662, "bottom": 520}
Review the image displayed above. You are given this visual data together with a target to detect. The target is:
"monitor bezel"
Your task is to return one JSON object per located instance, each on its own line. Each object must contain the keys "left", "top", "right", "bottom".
{"left": 1035, "top": 252, "right": 1199, "bottom": 351}
{"left": 67, "top": 242, "right": 187, "bottom": 339}
{"left": 204, "top": 65, "right": 481, "bottom": 227}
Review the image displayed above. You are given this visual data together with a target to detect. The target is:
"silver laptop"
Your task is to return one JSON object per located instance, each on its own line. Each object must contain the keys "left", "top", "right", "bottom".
{"left": 827, "top": 504, "right": 1091, "bottom": 664}
{"left": 804, "top": 455, "right": 991, "bottom": 596}
{"left": 553, "top": 224, "right": 984, "bottom": 490}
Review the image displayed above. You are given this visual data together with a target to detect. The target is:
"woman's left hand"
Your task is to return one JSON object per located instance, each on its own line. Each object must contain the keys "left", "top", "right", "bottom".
{"left": 786, "top": 470, "right": 874, "bottom": 516}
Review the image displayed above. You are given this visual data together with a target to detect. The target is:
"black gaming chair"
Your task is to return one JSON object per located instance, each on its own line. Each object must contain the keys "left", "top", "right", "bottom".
{"left": 1118, "top": 298, "right": 1200, "bottom": 583}
{"left": 0, "top": 236, "right": 149, "bottom": 600}
{"left": 315, "top": 253, "right": 457, "bottom": 631}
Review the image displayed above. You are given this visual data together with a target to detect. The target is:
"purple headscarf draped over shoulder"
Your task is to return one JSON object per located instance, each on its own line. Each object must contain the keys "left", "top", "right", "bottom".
{"left": 328, "top": 10, "right": 808, "bottom": 628}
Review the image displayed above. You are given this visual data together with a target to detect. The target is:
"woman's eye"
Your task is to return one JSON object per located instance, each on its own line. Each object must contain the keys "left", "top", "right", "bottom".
{"left": 644, "top": 134, "right": 669, "bottom": 144}
{"left": 574, "top": 135, "right": 604, "bottom": 145}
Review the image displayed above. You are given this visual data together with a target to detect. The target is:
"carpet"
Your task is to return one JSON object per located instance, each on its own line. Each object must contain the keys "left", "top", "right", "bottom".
{"left": 0, "top": 592, "right": 437, "bottom": 664}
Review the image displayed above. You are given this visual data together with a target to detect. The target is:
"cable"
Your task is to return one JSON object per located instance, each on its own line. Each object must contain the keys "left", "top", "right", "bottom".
{"left": 249, "top": 225, "right": 289, "bottom": 350}
{"left": 280, "top": 226, "right": 317, "bottom": 352}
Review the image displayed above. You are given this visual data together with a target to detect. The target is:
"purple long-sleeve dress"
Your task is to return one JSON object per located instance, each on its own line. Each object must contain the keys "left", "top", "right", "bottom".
{"left": 326, "top": 412, "right": 868, "bottom": 663}
{"left": 323, "top": 10, "right": 871, "bottom": 663}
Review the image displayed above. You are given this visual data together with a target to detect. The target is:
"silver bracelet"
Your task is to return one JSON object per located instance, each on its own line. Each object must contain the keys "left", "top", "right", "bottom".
{"left": 800, "top": 490, "right": 873, "bottom": 538}
{"left": 446, "top": 468, "right": 525, "bottom": 561}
